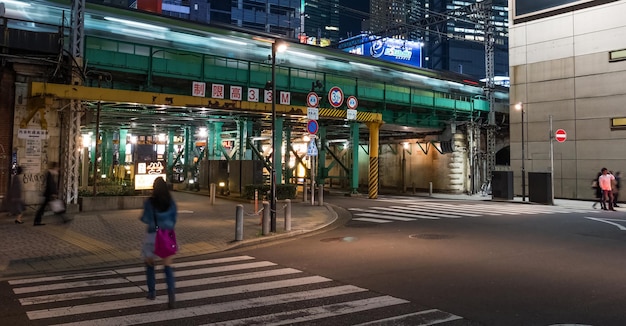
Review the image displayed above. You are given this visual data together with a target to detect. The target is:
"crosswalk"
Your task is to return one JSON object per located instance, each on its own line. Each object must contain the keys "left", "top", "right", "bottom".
{"left": 8, "top": 255, "right": 465, "bottom": 325}
{"left": 349, "top": 201, "right": 597, "bottom": 224}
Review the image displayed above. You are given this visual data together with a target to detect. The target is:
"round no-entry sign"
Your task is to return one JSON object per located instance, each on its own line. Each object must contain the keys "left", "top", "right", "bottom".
{"left": 555, "top": 129, "right": 567, "bottom": 142}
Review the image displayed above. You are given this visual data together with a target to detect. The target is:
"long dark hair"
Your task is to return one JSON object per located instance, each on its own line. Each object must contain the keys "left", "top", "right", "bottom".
{"left": 150, "top": 177, "right": 172, "bottom": 212}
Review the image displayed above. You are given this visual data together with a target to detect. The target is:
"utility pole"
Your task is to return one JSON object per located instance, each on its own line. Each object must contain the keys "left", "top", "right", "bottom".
{"left": 63, "top": 0, "right": 85, "bottom": 205}
{"left": 481, "top": 0, "right": 496, "bottom": 185}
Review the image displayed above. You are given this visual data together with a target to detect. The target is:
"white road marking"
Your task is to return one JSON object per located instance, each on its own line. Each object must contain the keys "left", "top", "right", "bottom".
{"left": 584, "top": 217, "right": 626, "bottom": 231}
{"left": 50, "top": 286, "right": 367, "bottom": 326}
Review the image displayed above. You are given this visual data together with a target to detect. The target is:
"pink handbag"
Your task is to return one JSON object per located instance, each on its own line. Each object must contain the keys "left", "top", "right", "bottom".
{"left": 153, "top": 206, "right": 177, "bottom": 258}
{"left": 154, "top": 228, "right": 177, "bottom": 258}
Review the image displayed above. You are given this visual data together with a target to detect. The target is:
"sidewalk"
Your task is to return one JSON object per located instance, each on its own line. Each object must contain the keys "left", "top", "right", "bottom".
{"left": 0, "top": 191, "right": 338, "bottom": 280}
{"left": 0, "top": 189, "right": 599, "bottom": 280}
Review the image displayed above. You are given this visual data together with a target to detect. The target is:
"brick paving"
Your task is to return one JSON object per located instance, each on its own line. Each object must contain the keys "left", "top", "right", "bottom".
{"left": 0, "top": 191, "right": 337, "bottom": 279}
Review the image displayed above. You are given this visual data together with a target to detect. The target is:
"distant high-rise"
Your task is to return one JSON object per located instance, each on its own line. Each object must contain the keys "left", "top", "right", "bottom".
{"left": 366, "top": 0, "right": 509, "bottom": 80}
{"left": 155, "top": 0, "right": 302, "bottom": 39}
{"left": 302, "top": 0, "right": 340, "bottom": 46}
{"left": 369, "top": 0, "right": 423, "bottom": 40}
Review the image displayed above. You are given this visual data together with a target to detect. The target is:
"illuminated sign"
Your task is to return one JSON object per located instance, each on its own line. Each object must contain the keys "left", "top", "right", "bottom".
{"left": 135, "top": 174, "right": 166, "bottom": 190}
{"left": 338, "top": 35, "right": 423, "bottom": 68}
{"left": 135, "top": 161, "right": 166, "bottom": 190}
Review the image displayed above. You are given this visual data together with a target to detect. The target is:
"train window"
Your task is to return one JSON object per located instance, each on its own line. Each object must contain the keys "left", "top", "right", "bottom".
{"left": 118, "top": 43, "right": 134, "bottom": 55}
{"left": 135, "top": 45, "right": 149, "bottom": 57}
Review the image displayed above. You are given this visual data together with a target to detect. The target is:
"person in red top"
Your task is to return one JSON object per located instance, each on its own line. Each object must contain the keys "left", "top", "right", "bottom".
{"left": 598, "top": 168, "right": 615, "bottom": 211}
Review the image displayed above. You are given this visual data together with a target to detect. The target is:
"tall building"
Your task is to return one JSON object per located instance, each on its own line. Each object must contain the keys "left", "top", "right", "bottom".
{"left": 230, "top": 0, "right": 301, "bottom": 38}
{"left": 369, "top": 0, "right": 423, "bottom": 40}
{"left": 302, "top": 0, "right": 340, "bottom": 46}
{"left": 96, "top": 0, "right": 303, "bottom": 39}
{"left": 367, "top": 0, "right": 509, "bottom": 80}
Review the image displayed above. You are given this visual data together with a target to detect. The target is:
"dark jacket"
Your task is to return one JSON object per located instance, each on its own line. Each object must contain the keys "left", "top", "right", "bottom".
{"left": 8, "top": 175, "right": 24, "bottom": 214}
{"left": 44, "top": 171, "right": 58, "bottom": 198}
{"left": 140, "top": 199, "right": 177, "bottom": 233}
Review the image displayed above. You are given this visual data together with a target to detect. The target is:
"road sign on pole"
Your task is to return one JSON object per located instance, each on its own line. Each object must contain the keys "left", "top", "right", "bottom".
{"left": 307, "top": 120, "right": 319, "bottom": 135}
{"left": 555, "top": 129, "right": 567, "bottom": 142}
{"left": 307, "top": 140, "right": 318, "bottom": 156}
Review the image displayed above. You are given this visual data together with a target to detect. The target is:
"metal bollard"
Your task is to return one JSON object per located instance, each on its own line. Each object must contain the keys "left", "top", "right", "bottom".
{"left": 210, "top": 183, "right": 216, "bottom": 205}
{"left": 262, "top": 202, "right": 270, "bottom": 235}
{"left": 284, "top": 199, "right": 291, "bottom": 231}
{"left": 303, "top": 180, "right": 308, "bottom": 202}
{"left": 235, "top": 204, "right": 243, "bottom": 241}
{"left": 318, "top": 183, "right": 324, "bottom": 206}
{"left": 429, "top": 182, "right": 433, "bottom": 197}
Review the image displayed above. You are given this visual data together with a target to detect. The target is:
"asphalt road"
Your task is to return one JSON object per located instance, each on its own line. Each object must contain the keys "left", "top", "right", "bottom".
{"left": 242, "top": 196, "right": 626, "bottom": 325}
{"left": 3, "top": 195, "right": 626, "bottom": 325}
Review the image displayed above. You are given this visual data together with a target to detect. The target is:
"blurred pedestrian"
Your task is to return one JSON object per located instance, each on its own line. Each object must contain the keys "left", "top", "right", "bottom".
{"left": 613, "top": 171, "right": 621, "bottom": 207}
{"left": 599, "top": 168, "right": 615, "bottom": 211}
{"left": 140, "top": 177, "right": 177, "bottom": 309}
{"left": 33, "top": 162, "right": 60, "bottom": 226}
{"left": 8, "top": 166, "right": 25, "bottom": 224}
{"left": 592, "top": 171, "right": 603, "bottom": 209}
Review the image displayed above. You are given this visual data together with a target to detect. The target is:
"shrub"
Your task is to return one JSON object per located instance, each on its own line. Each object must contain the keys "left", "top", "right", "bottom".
{"left": 243, "top": 184, "right": 296, "bottom": 200}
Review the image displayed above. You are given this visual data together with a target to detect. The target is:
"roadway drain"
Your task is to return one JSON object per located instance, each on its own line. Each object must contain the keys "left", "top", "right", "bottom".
{"left": 409, "top": 234, "right": 452, "bottom": 240}
{"left": 320, "top": 236, "right": 358, "bottom": 243}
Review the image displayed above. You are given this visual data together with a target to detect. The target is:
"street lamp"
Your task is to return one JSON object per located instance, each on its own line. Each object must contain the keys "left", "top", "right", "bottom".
{"left": 515, "top": 102, "right": 526, "bottom": 201}
{"left": 270, "top": 40, "right": 287, "bottom": 232}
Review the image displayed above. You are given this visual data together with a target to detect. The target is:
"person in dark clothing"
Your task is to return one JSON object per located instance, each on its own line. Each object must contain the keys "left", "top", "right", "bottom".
{"left": 8, "top": 166, "right": 25, "bottom": 224}
{"left": 613, "top": 171, "right": 621, "bottom": 207}
{"left": 592, "top": 172, "right": 604, "bottom": 209}
{"left": 33, "top": 162, "right": 59, "bottom": 226}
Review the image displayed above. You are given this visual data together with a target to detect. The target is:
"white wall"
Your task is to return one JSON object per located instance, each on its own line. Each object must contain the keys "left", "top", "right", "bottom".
{"left": 509, "top": 0, "right": 626, "bottom": 199}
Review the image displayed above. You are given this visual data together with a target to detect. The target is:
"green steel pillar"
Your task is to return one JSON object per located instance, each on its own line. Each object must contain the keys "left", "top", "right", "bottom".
{"left": 119, "top": 129, "right": 127, "bottom": 165}
{"left": 203, "top": 122, "right": 209, "bottom": 160}
{"left": 284, "top": 127, "right": 292, "bottom": 184}
{"left": 212, "top": 122, "right": 223, "bottom": 160}
{"left": 184, "top": 127, "right": 192, "bottom": 174}
{"left": 317, "top": 125, "right": 327, "bottom": 185}
{"left": 274, "top": 117, "right": 284, "bottom": 185}
{"left": 101, "top": 131, "right": 113, "bottom": 177}
{"left": 237, "top": 119, "right": 248, "bottom": 160}
{"left": 167, "top": 129, "right": 175, "bottom": 177}
{"left": 207, "top": 122, "right": 215, "bottom": 160}
{"left": 90, "top": 132, "right": 96, "bottom": 172}
{"left": 245, "top": 120, "right": 254, "bottom": 160}
{"left": 350, "top": 122, "right": 360, "bottom": 193}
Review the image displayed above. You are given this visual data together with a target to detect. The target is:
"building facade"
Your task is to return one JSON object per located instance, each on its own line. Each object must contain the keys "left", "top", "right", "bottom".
{"left": 302, "top": 0, "right": 340, "bottom": 45}
{"left": 509, "top": 0, "right": 626, "bottom": 200}
{"left": 367, "top": 0, "right": 509, "bottom": 80}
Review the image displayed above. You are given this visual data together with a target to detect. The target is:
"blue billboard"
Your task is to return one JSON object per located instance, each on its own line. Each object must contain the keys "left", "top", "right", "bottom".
{"left": 339, "top": 35, "right": 423, "bottom": 68}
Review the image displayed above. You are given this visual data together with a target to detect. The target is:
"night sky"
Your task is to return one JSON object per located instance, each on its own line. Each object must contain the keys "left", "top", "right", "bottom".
{"left": 339, "top": 0, "right": 369, "bottom": 38}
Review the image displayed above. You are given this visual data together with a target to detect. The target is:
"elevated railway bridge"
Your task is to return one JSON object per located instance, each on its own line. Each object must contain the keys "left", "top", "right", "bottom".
{"left": 0, "top": 0, "right": 509, "bottom": 208}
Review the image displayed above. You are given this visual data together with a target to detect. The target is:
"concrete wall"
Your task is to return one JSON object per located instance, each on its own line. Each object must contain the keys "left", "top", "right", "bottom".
{"left": 11, "top": 67, "right": 62, "bottom": 206}
{"left": 352, "top": 133, "right": 469, "bottom": 194}
{"left": 509, "top": 0, "right": 626, "bottom": 199}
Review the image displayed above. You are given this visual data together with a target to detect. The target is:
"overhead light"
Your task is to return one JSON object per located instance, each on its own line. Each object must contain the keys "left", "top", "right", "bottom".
{"left": 211, "top": 37, "right": 247, "bottom": 46}
{"left": 104, "top": 17, "right": 169, "bottom": 31}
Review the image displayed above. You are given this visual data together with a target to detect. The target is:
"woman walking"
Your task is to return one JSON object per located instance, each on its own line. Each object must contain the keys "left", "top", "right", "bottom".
{"left": 140, "top": 177, "right": 177, "bottom": 309}
{"left": 8, "top": 166, "right": 25, "bottom": 224}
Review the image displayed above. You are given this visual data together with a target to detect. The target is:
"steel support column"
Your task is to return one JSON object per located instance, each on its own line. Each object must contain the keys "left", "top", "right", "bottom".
{"left": 367, "top": 122, "right": 381, "bottom": 199}
{"left": 350, "top": 122, "right": 359, "bottom": 194}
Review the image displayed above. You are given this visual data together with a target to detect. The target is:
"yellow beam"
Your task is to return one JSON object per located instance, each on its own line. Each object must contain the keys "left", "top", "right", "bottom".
{"left": 30, "top": 82, "right": 382, "bottom": 123}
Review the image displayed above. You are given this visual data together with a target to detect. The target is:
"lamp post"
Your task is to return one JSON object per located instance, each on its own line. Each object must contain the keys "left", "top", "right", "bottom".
{"left": 515, "top": 102, "right": 526, "bottom": 201}
{"left": 269, "top": 40, "right": 286, "bottom": 232}
{"left": 270, "top": 41, "right": 277, "bottom": 232}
